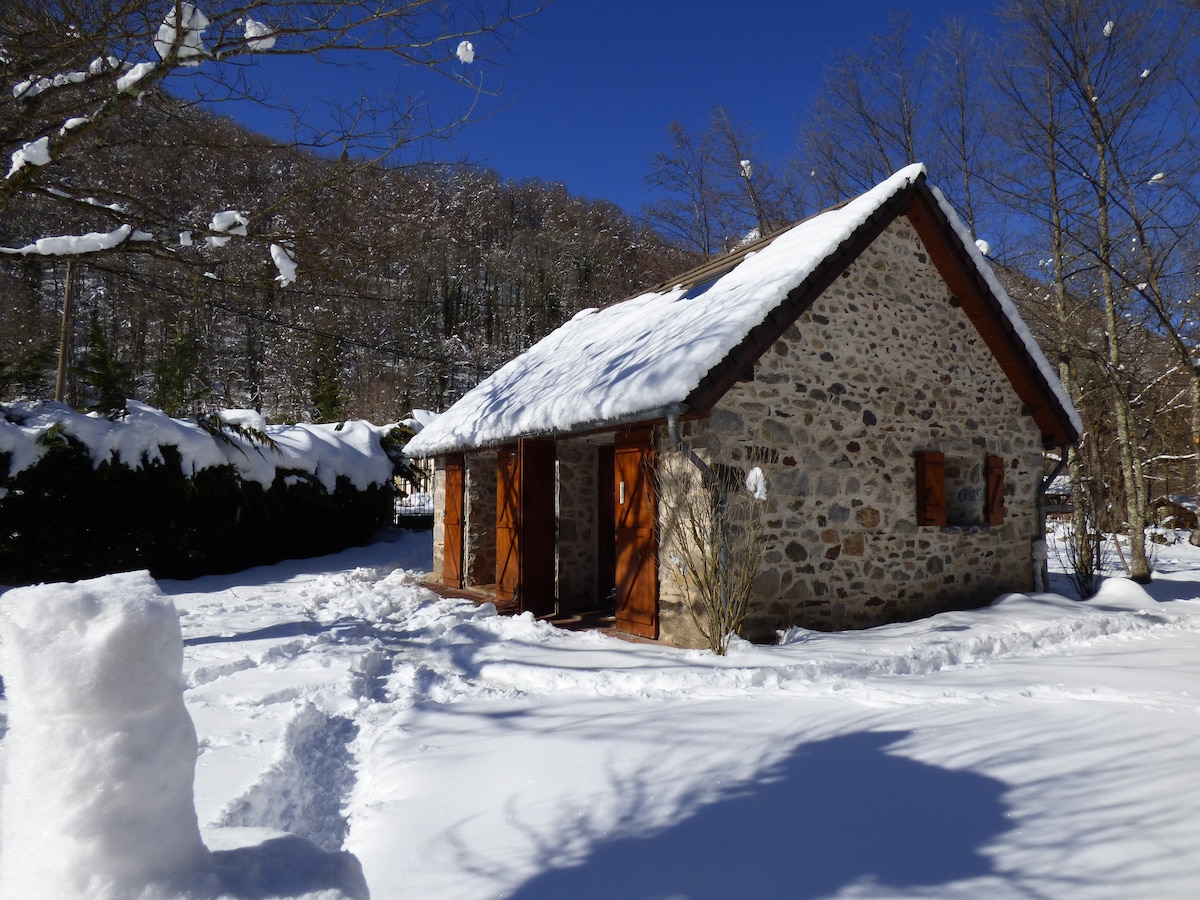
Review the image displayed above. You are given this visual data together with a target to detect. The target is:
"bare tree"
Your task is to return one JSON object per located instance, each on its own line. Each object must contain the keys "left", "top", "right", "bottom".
{"left": 995, "top": 0, "right": 1200, "bottom": 580}
{"left": 928, "top": 17, "right": 993, "bottom": 238}
{"left": 0, "top": 1, "right": 547, "bottom": 272}
{"left": 645, "top": 107, "right": 805, "bottom": 259}
{"left": 796, "top": 10, "right": 930, "bottom": 207}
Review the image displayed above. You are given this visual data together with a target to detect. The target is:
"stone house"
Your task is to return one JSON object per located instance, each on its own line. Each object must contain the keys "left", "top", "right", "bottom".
{"left": 404, "top": 165, "right": 1080, "bottom": 647}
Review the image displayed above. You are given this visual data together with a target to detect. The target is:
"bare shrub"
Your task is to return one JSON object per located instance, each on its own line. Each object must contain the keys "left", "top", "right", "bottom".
{"left": 658, "top": 455, "right": 768, "bottom": 655}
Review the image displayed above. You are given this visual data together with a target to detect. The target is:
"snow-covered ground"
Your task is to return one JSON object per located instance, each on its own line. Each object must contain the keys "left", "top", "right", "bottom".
{"left": 4, "top": 529, "right": 1200, "bottom": 898}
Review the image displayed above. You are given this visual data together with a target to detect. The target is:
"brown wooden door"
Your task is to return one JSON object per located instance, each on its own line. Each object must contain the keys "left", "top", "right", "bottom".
{"left": 442, "top": 456, "right": 464, "bottom": 588}
{"left": 614, "top": 432, "right": 658, "bottom": 638}
{"left": 496, "top": 446, "right": 519, "bottom": 604}
{"left": 495, "top": 440, "right": 557, "bottom": 615}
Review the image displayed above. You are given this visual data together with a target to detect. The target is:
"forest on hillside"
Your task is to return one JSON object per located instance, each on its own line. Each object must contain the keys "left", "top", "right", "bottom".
{"left": 0, "top": 0, "right": 691, "bottom": 424}
{"left": 3, "top": 0, "right": 1200, "bottom": 585}
{"left": 0, "top": 99, "right": 689, "bottom": 422}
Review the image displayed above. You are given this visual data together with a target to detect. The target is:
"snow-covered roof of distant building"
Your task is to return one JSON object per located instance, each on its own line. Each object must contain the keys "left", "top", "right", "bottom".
{"left": 405, "top": 165, "right": 1081, "bottom": 457}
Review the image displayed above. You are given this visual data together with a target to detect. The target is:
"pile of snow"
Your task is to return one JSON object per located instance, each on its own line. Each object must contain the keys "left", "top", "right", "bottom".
{"left": 0, "top": 400, "right": 397, "bottom": 492}
{"left": 400, "top": 408, "right": 438, "bottom": 433}
{"left": 0, "top": 573, "right": 210, "bottom": 898}
{"left": 0, "top": 570, "right": 371, "bottom": 900}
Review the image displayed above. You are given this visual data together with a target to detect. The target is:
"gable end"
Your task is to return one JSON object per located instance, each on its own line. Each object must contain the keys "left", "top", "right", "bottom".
{"left": 684, "top": 177, "right": 1078, "bottom": 448}
{"left": 683, "top": 182, "right": 917, "bottom": 417}
{"left": 902, "top": 189, "right": 1077, "bottom": 447}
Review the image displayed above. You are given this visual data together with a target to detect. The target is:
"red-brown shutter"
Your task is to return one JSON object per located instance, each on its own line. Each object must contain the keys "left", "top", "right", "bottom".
{"left": 495, "top": 440, "right": 556, "bottom": 615}
{"left": 916, "top": 450, "right": 946, "bottom": 526}
{"left": 986, "top": 455, "right": 1007, "bottom": 526}
{"left": 614, "top": 431, "right": 658, "bottom": 639}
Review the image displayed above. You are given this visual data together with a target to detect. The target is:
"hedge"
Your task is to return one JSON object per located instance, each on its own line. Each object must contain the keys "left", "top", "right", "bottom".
{"left": 0, "top": 416, "right": 401, "bottom": 585}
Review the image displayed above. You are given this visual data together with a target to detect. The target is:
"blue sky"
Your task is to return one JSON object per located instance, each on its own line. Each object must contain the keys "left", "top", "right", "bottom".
{"left": 227, "top": 1, "right": 994, "bottom": 216}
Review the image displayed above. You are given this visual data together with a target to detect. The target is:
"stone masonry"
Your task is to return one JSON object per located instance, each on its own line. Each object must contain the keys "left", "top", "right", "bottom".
{"left": 656, "top": 215, "right": 1045, "bottom": 646}
{"left": 556, "top": 438, "right": 599, "bottom": 610}
{"left": 463, "top": 450, "right": 497, "bottom": 585}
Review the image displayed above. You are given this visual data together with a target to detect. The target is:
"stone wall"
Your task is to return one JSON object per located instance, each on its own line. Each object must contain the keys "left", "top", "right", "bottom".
{"left": 658, "top": 215, "right": 1046, "bottom": 643}
{"left": 464, "top": 450, "right": 497, "bottom": 586}
{"left": 556, "top": 438, "right": 599, "bottom": 611}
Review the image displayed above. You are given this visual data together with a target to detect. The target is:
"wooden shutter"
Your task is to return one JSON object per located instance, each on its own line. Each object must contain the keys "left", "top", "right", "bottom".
{"left": 915, "top": 450, "right": 946, "bottom": 527}
{"left": 495, "top": 440, "right": 556, "bottom": 615}
{"left": 986, "top": 455, "right": 1007, "bottom": 526}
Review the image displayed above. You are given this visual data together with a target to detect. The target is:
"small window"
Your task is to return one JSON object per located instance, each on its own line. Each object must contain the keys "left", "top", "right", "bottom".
{"left": 916, "top": 451, "right": 1006, "bottom": 528}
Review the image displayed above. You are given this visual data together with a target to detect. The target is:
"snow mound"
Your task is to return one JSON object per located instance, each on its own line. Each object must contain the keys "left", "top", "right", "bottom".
{"left": 0, "top": 571, "right": 373, "bottom": 899}
{"left": 0, "top": 572, "right": 211, "bottom": 899}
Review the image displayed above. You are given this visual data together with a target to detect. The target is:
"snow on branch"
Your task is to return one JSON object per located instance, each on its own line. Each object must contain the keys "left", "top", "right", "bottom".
{"left": 0, "top": 225, "right": 134, "bottom": 257}
{"left": 206, "top": 210, "right": 248, "bottom": 248}
{"left": 270, "top": 243, "right": 298, "bottom": 286}
{"left": 6, "top": 138, "right": 51, "bottom": 179}
{"left": 154, "top": 2, "right": 211, "bottom": 66}
{"left": 241, "top": 18, "right": 277, "bottom": 51}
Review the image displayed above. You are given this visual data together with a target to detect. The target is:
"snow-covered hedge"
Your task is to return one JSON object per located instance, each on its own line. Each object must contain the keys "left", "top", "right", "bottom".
{"left": 0, "top": 401, "right": 408, "bottom": 583}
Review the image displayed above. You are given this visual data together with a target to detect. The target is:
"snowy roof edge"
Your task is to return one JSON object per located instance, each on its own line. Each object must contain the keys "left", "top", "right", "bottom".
{"left": 927, "top": 185, "right": 1083, "bottom": 439}
{"left": 405, "top": 165, "right": 1079, "bottom": 458}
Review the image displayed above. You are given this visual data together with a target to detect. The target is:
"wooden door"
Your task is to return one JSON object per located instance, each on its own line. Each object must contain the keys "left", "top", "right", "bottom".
{"left": 495, "top": 440, "right": 556, "bottom": 615}
{"left": 496, "top": 446, "right": 519, "bottom": 603}
{"left": 614, "top": 432, "right": 658, "bottom": 638}
{"left": 442, "top": 455, "right": 464, "bottom": 588}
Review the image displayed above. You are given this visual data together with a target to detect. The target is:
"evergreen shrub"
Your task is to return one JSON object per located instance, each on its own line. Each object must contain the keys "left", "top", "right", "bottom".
{"left": 0, "top": 430, "right": 395, "bottom": 585}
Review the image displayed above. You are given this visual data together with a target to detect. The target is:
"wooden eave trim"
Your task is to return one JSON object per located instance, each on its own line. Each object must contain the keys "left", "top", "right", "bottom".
{"left": 430, "top": 411, "right": 692, "bottom": 458}
{"left": 684, "top": 179, "right": 919, "bottom": 415}
{"left": 902, "top": 188, "right": 1079, "bottom": 447}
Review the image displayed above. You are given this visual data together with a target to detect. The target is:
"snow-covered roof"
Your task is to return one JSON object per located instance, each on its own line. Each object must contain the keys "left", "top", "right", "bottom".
{"left": 406, "top": 165, "right": 1080, "bottom": 457}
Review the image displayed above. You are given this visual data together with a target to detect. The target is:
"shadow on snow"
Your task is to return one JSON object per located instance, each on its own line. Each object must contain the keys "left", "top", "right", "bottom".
{"left": 506, "top": 730, "right": 1008, "bottom": 900}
